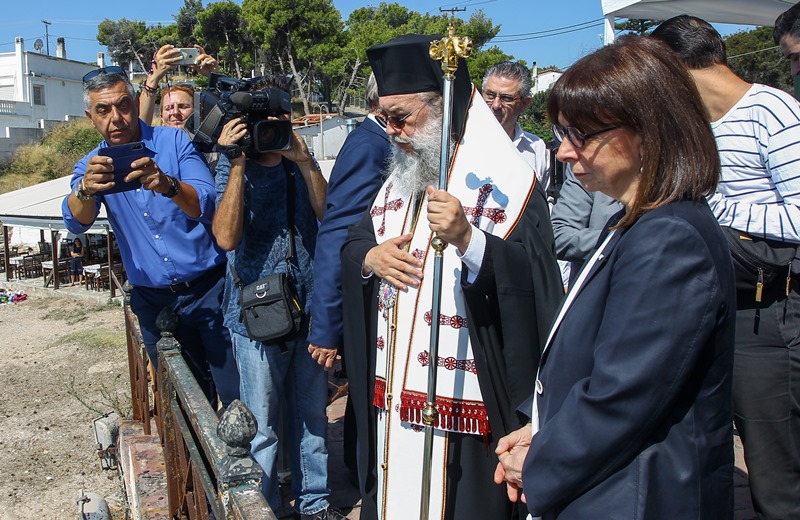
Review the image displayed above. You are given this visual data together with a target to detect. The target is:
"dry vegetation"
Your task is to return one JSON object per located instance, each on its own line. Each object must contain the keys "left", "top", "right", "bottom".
{"left": 0, "top": 119, "right": 101, "bottom": 194}
{"left": 0, "top": 294, "right": 128, "bottom": 518}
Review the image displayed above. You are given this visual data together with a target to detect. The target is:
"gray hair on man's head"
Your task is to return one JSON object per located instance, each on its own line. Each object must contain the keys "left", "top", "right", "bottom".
{"left": 482, "top": 61, "right": 532, "bottom": 98}
{"left": 366, "top": 73, "right": 380, "bottom": 110}
{"left": 83, "top": 73, "right": 136, "bottom": 109}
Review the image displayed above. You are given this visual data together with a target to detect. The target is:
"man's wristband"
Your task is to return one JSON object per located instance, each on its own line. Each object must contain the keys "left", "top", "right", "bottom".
{"left": 161, "top": 176, "right": 180, "bottom": 198}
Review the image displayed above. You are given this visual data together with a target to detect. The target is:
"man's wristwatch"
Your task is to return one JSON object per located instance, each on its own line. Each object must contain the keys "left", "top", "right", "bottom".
{"left": 161, "top": 175, "right": 180, "bottom": 199}
{"left": 74, "top": 179, "right": 94, "bottom": 201}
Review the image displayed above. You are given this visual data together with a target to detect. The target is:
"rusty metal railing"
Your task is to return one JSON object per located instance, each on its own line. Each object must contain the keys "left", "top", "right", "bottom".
{"left": 122, "top": 287, "right": 274, "bottom": 518}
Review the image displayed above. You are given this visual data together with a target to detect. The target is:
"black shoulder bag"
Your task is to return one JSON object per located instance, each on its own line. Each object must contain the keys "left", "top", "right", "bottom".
{"left": 230, "top": 159, "right": 304, "bottom": 345}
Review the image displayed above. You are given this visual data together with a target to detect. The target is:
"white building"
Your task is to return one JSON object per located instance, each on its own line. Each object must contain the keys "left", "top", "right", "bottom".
{"left": 532, "top": 67, "right": 563, "bottom": 96}
{"left": 0, "top": 37, "right": 103, "bottom": 162}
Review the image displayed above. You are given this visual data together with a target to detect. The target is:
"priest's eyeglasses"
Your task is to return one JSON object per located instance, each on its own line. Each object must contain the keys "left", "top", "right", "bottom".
{"left": 552, "top": 124, "right": 618, "bottom": 149}
{"left": 482, "top": 90, "right": 521, "bottom": 106}
{"left": 82, "top": 66, "right": 128, "bottom": 84}
{"left": 377, "top": 103, "right": 427, "bottom": 129}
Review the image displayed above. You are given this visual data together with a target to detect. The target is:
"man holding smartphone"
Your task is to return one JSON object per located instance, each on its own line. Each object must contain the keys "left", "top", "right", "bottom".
{"left": 61, "top": 66, "right": 239, "bottom": 410}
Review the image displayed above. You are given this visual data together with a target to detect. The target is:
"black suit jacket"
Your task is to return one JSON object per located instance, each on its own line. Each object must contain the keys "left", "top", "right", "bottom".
{"left": 524, "top": 199, "right": 736, "bottom": 519}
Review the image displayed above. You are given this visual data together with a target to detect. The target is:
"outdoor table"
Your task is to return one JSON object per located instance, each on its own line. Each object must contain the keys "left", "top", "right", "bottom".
{"left": 83, "top": 264, "right": 103, "bottom": 290}
{"left": 41, "top": 260, "right": 69, "bottom": 287}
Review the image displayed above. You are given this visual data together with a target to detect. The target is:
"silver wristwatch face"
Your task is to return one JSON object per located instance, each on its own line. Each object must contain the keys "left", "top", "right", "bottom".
{"left": 75, "top": 187, "right": 93, "bottom": 201}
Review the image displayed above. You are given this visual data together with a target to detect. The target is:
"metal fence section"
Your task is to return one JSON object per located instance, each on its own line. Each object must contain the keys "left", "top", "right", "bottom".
{"left": 123, "top": 287, "right": 275, "bottom": 519}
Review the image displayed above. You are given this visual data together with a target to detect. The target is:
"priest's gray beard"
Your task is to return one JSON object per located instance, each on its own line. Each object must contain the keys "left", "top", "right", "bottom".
{"left": 385, "top": 114, "right": 452, "bottom": 199}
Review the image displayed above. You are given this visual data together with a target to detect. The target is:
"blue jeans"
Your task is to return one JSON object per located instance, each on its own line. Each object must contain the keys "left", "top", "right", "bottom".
{"left": 231, "top": 331, "right": 331, "bottom": 515}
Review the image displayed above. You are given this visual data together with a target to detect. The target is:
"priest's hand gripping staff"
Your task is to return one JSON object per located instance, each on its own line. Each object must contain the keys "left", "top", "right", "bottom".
{"left": 421, "top": 23, "right": 472, "bottom": 520}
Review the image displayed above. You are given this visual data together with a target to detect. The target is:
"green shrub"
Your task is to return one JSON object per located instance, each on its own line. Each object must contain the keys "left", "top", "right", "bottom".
{"left": 0, "top": 119, "right": 102, "bottom": 193}
{"left": 43, "top": 119, "right": 102, "bottom": 157}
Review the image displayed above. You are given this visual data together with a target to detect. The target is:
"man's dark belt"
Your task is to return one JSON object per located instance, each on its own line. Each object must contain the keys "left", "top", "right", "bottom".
{"left": 168, "top": 262, "right": 225, "bottom": 293}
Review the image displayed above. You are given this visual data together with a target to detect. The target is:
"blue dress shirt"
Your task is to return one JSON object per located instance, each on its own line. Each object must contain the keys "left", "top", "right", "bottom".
{"left": 62, "top": 121, "right": 225, "bottom": 288}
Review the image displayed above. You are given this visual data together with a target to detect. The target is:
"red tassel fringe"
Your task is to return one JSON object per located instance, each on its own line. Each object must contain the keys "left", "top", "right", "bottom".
{"left": 398, "top": 390, "right": 490, "bottom": 435}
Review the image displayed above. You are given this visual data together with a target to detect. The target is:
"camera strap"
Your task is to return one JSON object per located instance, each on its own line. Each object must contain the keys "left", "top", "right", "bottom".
{"left": 230, "top": 157, "right": 297, "bottom": 287}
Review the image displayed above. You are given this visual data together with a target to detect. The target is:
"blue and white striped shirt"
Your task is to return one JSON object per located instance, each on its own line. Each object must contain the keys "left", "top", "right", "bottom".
{"left": 709, "top": 83, "right": 800, "bottom": 243}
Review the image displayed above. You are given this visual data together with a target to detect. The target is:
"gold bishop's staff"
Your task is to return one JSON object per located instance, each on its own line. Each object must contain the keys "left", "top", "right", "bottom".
{"left": 420, "top": 20, "right": 472, "bottom": 520}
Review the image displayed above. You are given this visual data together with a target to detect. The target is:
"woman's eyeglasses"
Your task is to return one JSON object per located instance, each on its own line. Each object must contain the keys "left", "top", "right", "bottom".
{"left": 552, "top": 124, "right": 618, "bottom": 149}
{"left": 376, "top": 103, "right": 427, "bottom": 129}
{"left": 82, "top": 66, "right": 127, "bottom": 85}
{"left": 482, "top": 90, "right": 521, "bottom": 106}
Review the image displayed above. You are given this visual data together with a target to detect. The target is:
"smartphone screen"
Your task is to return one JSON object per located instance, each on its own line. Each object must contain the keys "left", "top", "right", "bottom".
{"left": 97, "top": 141, "right": 154, "bottom": 194}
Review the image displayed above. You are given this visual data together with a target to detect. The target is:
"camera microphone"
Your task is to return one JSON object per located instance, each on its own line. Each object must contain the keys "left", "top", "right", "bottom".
{"left": 229, "top": 91, "right": 254, "bottom": 109}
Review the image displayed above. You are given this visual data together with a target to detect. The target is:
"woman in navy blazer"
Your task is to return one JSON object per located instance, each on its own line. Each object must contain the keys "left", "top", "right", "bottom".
{"left": 494, "top": 36, "right": 736, "bottom": 519}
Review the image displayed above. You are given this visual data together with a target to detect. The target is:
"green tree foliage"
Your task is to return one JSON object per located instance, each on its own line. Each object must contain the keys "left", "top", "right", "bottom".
{"left": 175, "top": 0, "right": 205, "bottom": 44}
{"left": 196, "top": 1, "right": 250, "bottom": 78}
{"left": 614, "top": 18, "right": 658, "bottom": 35}
{"left": 243, "top": 0, "right": 344, "bottom": 115}
{"left": 96, "top": 19, "right": 148, "bottom": 70}
{"left": 726, "top": 26, "right": 792, "bottom": 93}
{"left": 325, "top": 2, "right": 418, "bottom": 111}
{"left": 326, "top": 5, "right": 502, "bottom": 113}
{"left": 519, "top": 90, "right": 553, "bottom": 141}
{"left": 466, "top": 45, "right": 516, "bottom": 88}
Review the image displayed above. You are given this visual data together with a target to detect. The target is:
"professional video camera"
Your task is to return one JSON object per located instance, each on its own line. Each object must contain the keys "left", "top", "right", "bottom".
{"left": 191, "top": 73, "right": 293, "bottom": 155}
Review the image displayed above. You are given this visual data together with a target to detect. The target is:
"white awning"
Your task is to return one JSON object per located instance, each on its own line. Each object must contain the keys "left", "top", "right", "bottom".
{"left": 0, "top": 176, "right": 110, "bottom": 234}
{"left": 602, "top": 0, "right": 796, "bottom": 43}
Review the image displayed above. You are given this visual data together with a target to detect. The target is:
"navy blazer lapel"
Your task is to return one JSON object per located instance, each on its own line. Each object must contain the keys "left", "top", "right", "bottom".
{"left": 361, "top": 116, "right": 389, "bottom": 142}
{"left": 540, "top": 228, "right": 623, "bottom": 366}
{"left": 579, "top": 229, "right": 621, "bottom": 287}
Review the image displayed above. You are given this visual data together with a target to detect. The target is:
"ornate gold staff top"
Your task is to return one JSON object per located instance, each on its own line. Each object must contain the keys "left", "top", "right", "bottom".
{"left": 430, "top": 22, "right": 473, "bottom": 81}
{"left": 419, "top": 19, "right": 471, "bottom": 520}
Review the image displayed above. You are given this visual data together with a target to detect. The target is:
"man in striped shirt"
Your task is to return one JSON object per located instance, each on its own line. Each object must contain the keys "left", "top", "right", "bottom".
{"left": 654, "top": 16, "right": 800, "bottom": 520}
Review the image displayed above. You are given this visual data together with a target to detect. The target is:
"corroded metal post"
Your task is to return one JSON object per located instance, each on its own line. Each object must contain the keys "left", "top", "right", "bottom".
{"left": 421, "top": 21, "right": 472, "bottom": 520}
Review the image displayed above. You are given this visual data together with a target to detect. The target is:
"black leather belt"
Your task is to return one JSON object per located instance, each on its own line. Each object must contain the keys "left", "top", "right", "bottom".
{"left": 168, "top": 263, "right": 225, "bottom": 293}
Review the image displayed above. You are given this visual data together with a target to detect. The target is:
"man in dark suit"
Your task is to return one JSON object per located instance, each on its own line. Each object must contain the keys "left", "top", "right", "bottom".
{"left": 307, "top": 73, "right": 390, "bottom": 482}
{"left": 307, "top": 73, "right": 389, "bottom": 366}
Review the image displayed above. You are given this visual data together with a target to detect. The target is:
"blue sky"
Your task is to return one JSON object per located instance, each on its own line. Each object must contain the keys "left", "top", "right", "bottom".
{"left": 0, "top": 0, "right": 755, "bottom": 70}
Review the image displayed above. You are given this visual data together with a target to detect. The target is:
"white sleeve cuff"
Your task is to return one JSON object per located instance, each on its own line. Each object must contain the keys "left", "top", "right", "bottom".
{"left": 457, "top": 225, "right": 486, "bottom": 284}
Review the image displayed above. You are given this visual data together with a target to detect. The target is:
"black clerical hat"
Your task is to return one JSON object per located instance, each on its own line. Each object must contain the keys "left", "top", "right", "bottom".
{"left": 367, "top": 34, "right": 473, "bottom": 139}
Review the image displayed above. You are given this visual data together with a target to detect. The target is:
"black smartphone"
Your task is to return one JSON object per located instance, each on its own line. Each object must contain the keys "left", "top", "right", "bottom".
{"left": 97, "top": 141, "right": 154, "bottom": 194}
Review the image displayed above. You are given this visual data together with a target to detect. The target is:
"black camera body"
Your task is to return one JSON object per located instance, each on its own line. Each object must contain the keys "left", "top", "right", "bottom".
{"left": 191, "top": 73, "right": 293, "bottom": 155}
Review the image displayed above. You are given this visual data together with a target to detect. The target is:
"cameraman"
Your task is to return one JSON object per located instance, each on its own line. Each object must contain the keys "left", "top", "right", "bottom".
{"left": 211, "top": 75, "right": 342, "bottom": 520}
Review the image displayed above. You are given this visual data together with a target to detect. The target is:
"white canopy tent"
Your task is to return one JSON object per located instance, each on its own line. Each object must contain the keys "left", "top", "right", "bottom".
{"left": 0, "top": 176, "right": 115, "bottom": 287}
{"left": 602, "top": 0, "right": 797, "bottom": 43}
{"left": 0, "top": 176, "right": 109, "bottom": 234}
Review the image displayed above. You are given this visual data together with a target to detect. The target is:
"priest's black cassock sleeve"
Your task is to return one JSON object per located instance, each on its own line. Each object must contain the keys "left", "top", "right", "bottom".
{"left": 340, "top": 186, "right": 563, "bottom": 520}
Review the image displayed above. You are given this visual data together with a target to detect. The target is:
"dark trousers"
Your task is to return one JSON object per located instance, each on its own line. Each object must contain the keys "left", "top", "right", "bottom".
{"left": 130, "top": 265, "right": 240, "bottom": 408}
{"left": 733, "top": 282, "right": 800, "bottom": 519}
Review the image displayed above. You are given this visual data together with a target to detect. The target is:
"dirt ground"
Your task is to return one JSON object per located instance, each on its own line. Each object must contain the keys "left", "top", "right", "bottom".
{"left": 0, "top": 292, "right": 128, "bottom": 519}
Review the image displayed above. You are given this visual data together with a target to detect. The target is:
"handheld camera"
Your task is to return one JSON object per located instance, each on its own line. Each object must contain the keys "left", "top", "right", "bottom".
{"left": 191, "top": 73, "right": 293, "bottom": 156}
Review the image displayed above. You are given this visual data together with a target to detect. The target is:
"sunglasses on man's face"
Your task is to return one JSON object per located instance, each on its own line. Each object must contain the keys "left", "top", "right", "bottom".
{"left": 82, "top": 66, "right": 127, "bottom": 84}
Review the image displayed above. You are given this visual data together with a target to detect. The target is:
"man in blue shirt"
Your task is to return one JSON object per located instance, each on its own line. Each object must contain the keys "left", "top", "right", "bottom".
{"left": 212, "top": 74, "right": 345, "bottom": 520}
{"left": 62, "top": 67, "right": 239, "bottom": 409}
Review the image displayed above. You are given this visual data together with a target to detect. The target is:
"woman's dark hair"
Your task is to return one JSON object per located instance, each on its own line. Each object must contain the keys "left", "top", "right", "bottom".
{"left": 651, "top": 15, "right": 727, "bottom": 69}
{"left": 547, "top": 35, "right": 719, "bottom": 228}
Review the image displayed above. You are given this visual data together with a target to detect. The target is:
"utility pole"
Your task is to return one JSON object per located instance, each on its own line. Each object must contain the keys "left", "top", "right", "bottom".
{"left": 41, "top": 20, "right": 51, "bottom": 56}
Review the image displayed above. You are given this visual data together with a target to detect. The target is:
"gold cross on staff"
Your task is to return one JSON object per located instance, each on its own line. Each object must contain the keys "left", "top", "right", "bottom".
{"left": 429, "top": 21, "right": 473, "bottom": 80}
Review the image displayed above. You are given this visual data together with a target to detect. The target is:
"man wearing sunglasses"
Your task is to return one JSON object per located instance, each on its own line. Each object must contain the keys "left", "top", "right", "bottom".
{"left": 340, "top": 34, "right": 562, "bottom": 520}
{"left": 61, "top": 66, "right": 239, "bottom": 412}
